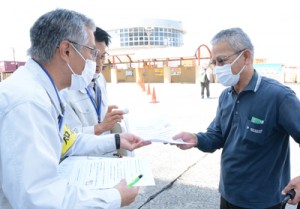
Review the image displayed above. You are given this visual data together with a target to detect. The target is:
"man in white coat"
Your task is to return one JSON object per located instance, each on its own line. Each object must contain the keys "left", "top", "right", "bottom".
{"left": 60, "top": 27, "right": 132, "bottom": 157}
{"left": 60, "top": 27, "right": 121, "bottom": 135}
{"left": 0, "top": 9, "right": 150, "bottom": 209}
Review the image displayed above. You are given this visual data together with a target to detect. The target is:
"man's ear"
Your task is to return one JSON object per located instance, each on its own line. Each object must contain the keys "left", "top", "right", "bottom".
{"left": 244, "top": 49, "right": 252, "bottom": 65}
{"left": 58, "top": 40, "right": 72, "bottom": 62}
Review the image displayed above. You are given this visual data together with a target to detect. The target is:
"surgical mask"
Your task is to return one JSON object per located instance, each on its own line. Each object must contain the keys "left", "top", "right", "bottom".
{"left": 67, "top": 45, "right": 96, "bottom": 90}
{"left": 215, "top": 51, "right": 246, "bottom": 86}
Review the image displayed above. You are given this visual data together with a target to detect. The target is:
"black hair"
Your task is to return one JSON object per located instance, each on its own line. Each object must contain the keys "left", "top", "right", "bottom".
{"left": 94, "top": 27, "right": 111, "bottom": 47}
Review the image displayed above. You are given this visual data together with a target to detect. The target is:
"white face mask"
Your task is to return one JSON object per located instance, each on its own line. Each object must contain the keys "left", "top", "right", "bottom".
{"left": 67, "top": 45, "right": 96, "bottom": 91}
{"left": 215, "top": 51, "right": 246, "bottom": 86}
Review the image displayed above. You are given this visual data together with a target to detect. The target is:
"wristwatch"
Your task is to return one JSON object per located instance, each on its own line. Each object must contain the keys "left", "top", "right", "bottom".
{"left": 115, "top": 134, "right": 120, "bottom": 149}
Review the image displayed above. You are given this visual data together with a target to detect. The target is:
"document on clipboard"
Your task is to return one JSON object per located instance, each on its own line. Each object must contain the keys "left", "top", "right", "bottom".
{"left": 58, "top": 156, "right": 155, "bottom": 189}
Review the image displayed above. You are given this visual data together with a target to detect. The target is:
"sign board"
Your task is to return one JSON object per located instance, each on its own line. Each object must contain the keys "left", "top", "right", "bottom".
{"left": 155, "top": 68, "right": 164, "bottom": 76}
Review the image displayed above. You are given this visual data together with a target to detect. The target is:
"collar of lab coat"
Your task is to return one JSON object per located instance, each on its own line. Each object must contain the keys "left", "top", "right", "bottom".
{"left": 26, "top": 59, "right": 64, "bottom": 116}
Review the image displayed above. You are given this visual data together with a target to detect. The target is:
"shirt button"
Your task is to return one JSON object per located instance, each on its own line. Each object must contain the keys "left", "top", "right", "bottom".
{"left": 236, "top": 100, "right": 240, "bottom": 103}
{"left": 235, "top": 111, "right": 238, "bottom": 114}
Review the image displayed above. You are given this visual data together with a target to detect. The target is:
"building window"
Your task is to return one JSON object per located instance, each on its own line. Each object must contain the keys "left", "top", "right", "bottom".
{"left": 117, "top": 26, "right": 183, "bottom": 48}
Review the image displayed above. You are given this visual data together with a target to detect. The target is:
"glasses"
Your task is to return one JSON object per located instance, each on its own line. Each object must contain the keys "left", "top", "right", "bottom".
{"left": 68, "top": 40, "right": 99, "bottom": 61}
{"left": 212, "top": 48, "right": 247, "bottom": 66}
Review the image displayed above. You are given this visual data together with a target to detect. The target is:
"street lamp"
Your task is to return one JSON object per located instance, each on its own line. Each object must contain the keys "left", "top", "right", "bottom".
{"left": 145, "top": 27, "right": 153, "bottom": 48}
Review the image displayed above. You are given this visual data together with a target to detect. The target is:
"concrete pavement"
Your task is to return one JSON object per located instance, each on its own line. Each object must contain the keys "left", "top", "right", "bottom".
{"left": 107, "top": 82, "right": 300, "bottom": 209}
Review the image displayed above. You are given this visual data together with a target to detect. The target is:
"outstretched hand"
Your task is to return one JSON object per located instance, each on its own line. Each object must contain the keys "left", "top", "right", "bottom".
{"left": 172, "top": 132, "right": 198, "bottom": 150}
{"left": 120, "top": 133, "right": 151, "bottom": 151}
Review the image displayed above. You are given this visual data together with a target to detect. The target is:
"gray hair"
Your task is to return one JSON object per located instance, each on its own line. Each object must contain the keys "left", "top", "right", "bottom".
{"left": 28, "top": 9, "right": 96, "bottom": 64}
{"left": 211, "top": 28, "right": 254, "bottom": 58}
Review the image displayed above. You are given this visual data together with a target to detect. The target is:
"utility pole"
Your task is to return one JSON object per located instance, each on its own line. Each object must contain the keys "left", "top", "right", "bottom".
{"left": 12, "top": 47, "right": 17, "bottom": 70}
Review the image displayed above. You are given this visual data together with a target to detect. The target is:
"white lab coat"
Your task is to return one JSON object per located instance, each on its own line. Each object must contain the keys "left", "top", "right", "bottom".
{"left": 0, "top": 59, "right": 121, "bottom": 209}
{"left": 60, "top": 73, "right": 134, "bottom": 157}
{"left": 60, "top": 74, "right": 109, "bottom": 134}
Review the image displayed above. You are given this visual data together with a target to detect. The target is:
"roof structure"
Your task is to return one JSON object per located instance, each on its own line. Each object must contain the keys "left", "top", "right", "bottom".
{"left": 105, "top": 44, "right": 212, "bottom": 65}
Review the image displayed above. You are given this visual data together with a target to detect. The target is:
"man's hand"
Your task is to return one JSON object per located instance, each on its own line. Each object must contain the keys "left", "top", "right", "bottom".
{"left": 282, "top": 176, "right": 300, "bottom": 205}
{"left": 94, "top": 105, "right": 123, "bottom": 135}
{"left": 114, "top": 179, "right": 139, "bottom": 207}
{"left": 120, "top": 133, "right": 151, "bottom": 151}
{"left": 172, "top": 132, "right": 198, "bottom": 150}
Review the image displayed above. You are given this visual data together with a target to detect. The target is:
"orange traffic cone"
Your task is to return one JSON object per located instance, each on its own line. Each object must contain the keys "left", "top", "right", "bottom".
{"left": 147, "top": 83, "right": 151, "bottom": 95}
{"left": 150, "top": 87, "right": 159, "bottom": 103}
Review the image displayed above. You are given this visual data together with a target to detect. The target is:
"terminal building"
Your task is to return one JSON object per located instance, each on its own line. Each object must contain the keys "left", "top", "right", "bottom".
{"left": 102, "top": 18, "right": 213, "bottom": 84}
{"left": 107, "top": 18, "right": 184, "bottom": 49}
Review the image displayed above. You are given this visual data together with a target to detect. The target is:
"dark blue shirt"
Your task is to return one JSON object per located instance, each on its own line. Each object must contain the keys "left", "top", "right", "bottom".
{"left": 196, "top": 71, "right": 300, "bottom": 208}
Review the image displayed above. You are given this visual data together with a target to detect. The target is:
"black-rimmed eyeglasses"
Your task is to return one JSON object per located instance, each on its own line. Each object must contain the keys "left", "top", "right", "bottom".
{"left": 212, "top": 48, "right": 247, "bottom": 66}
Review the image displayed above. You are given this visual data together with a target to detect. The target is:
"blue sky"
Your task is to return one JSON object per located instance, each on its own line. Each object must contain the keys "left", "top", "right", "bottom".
{"left": 1, "top": 0, "right": 299, "bottom": 66}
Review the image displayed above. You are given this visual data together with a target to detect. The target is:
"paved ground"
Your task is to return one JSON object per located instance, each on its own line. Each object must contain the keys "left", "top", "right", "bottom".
{"left": 107, "top": 82, "right": 300, "bottom": 209}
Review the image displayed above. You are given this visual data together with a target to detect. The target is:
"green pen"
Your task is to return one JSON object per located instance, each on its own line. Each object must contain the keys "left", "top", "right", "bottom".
{"left": 128, "top": 174, "right": 143, "bottom": 187}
